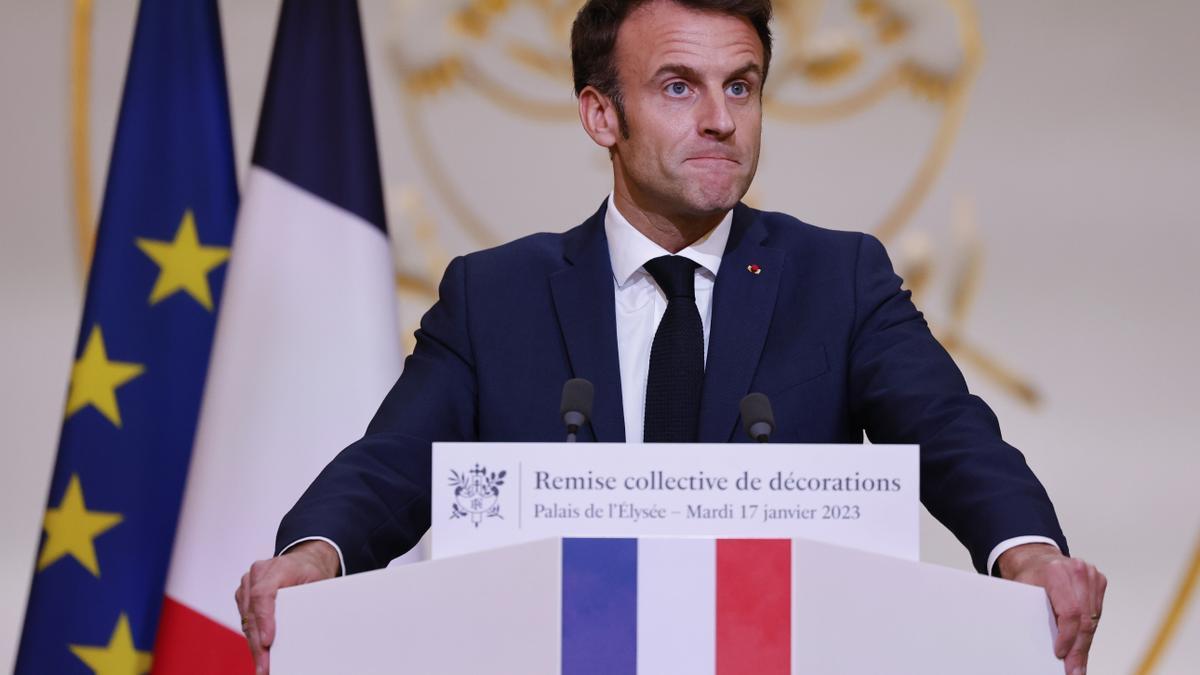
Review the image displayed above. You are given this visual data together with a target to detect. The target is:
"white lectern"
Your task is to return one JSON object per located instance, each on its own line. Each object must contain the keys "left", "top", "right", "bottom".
{"left": 271, "top": 536, "right": 1060, "bottom": 674}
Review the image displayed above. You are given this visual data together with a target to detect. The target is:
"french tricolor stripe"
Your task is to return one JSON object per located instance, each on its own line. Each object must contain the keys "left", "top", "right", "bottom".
{"left": 716, "top": 539, "right": 792, "bottom": 675}
{"left": 153, "top": 2, "right": 399, "bottom": 672}
{"left": 639, "top": 537, "right": 716, "bottom": 673}
{"left": 562, "top": 539, "right": 792, "bottom": 675}
{"left": 562, "top": 538, "right": 638, "bottom": 675}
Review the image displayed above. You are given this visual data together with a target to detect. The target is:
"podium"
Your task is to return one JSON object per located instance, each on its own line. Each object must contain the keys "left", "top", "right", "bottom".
{"left": 271, "top": 536, "right": 1061, "bottom": 674}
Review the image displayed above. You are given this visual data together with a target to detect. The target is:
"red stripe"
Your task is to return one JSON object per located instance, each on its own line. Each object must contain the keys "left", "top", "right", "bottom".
{"left": 151, "top": 596, "right": 254, "bottom": 675}
{"left": 716, "top": 539, "right": 791, "bottom": 675}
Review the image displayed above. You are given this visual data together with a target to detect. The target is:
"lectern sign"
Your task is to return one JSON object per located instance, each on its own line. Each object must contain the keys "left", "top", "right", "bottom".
{"left": 431, "top": 443, "right": 919, "bottom": 560}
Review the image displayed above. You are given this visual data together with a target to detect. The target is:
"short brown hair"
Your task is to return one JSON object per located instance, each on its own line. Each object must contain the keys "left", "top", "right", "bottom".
{"left": 570, "top": 0, "right": 773, "bottom": 135}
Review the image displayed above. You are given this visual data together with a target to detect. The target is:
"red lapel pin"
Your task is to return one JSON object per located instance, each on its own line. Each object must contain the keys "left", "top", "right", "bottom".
{"left": 747, "top": 264, "right": 762, "bottom": 275}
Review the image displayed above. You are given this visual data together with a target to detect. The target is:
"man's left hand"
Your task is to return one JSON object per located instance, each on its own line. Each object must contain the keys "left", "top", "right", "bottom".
{"left": 998, "top": 543, "right": 1107, "bottom": 675}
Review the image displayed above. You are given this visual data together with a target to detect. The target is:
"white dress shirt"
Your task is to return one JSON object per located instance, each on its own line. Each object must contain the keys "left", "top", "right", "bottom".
{"left": 286, "top": 194, "right": 1057, "bottom": 575}
{"left": 603, "top": 193, "right": 732, "bottom": 443}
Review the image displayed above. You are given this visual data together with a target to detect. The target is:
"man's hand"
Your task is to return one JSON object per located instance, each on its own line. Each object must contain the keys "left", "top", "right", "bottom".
{"left": 998, "top": 543, "right": 1107, "bottom": 675}
{"left": 234, "top": 540, "right": 340, "bottom": 675}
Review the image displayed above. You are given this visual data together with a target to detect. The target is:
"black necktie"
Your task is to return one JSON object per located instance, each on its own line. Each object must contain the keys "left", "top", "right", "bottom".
{"left": 643, "top": 255, "right": 704, "bottom": 442}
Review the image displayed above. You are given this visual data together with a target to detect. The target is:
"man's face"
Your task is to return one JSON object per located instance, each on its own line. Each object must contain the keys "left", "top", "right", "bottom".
{"left": 610, "top": 0, "right": 764, "bottom": 218}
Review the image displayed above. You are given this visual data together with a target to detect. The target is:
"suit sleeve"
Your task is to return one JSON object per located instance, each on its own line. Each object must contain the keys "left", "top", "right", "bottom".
{"left": 847, "top": 233, "right": 1068, "bottom": 573}
{"left": 275, "top": 256, "right": 477, "bottom": 573}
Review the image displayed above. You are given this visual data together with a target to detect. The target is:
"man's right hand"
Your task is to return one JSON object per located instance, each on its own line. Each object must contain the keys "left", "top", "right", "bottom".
{"left": 234, "top": 540, "right": 341, "bottom": 675}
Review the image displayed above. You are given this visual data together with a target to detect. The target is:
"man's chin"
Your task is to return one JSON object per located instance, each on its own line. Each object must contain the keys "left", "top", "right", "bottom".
{"left": 685, "top": 184, "right": 748, "bottom": 215}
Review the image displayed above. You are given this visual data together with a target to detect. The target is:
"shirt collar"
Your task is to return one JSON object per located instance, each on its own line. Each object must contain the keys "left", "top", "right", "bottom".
{"left": 603, "top": 193, "right": 732, "bottom": 288}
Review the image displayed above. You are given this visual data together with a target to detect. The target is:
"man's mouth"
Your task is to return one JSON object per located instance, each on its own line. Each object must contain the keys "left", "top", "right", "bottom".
{"left": 685, "top": 156, "right": 740, "bottom": 165}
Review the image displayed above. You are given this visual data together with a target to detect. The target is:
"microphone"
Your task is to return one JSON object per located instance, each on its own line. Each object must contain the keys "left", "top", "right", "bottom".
{"left": 560, "top": 378, "right": 594, "bottom": 443}
{"left": 739, "top": 393, "right": 775, "bottom": 443}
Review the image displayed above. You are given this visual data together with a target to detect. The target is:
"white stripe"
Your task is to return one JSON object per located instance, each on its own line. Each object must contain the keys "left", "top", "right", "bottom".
{"left": 163, "top": 168, "right": 402, "bottom": 631}
{"left": 637, "top": 538, "right": 715, "bottom": 675}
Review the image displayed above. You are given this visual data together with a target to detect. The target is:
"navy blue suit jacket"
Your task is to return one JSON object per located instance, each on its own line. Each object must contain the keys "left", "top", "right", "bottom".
{"left": 276, "top": 201, "right": 1067, "bottom": 574}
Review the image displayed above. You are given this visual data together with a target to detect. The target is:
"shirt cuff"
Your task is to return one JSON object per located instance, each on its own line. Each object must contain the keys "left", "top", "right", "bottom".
{"left": 987, "top": 535, "right": 1061, "bottom": 577}
{"left": 278, "top": 536, "right": 346, "bottom": 577}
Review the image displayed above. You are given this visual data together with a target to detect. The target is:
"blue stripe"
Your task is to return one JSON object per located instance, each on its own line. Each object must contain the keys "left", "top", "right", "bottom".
{"left": 562, "top": 538, "right": 637, "bottom": 675}
{"left": 251, "top": 0, "right": 387, "bottom": 231}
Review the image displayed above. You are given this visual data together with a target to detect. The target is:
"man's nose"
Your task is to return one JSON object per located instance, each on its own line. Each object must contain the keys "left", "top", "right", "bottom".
{"left": 698, "top": 88, "right": 736, "bottom": 139}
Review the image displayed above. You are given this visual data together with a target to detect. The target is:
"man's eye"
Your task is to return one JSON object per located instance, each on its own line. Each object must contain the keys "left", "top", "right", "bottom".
{"left": 666, "top": 82, "right": 690, "bottom": 96}
{"left": 728, "top": 82, "right": 749, "bottom": 97}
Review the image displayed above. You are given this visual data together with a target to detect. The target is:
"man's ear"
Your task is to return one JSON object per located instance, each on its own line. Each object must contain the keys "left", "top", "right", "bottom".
{"left": 578, "top": 85, "right": 620, "bottom": 149}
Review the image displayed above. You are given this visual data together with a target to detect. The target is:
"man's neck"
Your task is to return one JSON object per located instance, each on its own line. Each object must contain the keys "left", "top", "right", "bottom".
{"left": 611, "top": 188, "right": 728, "bottom": 254}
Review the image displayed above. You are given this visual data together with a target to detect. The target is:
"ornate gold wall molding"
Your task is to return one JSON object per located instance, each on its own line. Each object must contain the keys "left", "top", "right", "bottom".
{"left": 386, "top": 0, "right": 1041, "bottom": 403}
{"left": 71, "top": 0, "right": 95, "bottom": 282}
{"left": 1135, "top": 533, "right": 1200, "bottom": 674}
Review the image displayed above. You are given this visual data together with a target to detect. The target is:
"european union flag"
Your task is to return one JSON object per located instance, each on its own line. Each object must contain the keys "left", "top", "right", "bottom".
{"left": 15, "top": 1, "right": 237, "bottom": 672}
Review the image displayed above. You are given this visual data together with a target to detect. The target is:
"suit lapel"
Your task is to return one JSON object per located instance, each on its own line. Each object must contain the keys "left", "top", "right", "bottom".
{"left": 549, "top": 203, "right": 626, "bottom": 442}
{"left": 699, "top": 205, "right": 784, "bottom": 442}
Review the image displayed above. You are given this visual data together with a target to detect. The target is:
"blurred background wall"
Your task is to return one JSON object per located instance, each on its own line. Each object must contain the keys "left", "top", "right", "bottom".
{"left": 1, "top": 0, "right": 1197, "bottom": 672}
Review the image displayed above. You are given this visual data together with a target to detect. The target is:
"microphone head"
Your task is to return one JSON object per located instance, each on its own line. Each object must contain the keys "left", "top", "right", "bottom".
{"left": 560, "top": 378, "right": 595, "bottom": 430}
{"left": 739, "top": 392, "right": 775, "bottom": 442}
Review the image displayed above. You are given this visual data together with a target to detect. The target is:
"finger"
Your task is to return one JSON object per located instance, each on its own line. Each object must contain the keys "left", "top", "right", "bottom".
{"left": 1084, "top": 566, "right": 1100, "bottom": 625}
{"left": 248, "top": 561, "right": 280, "bottom": 651}
{"left": 1081, "top": 564, "right": 1099, "bottom": 623}
{"left": 1046, "top": 563, "right": 1084, "bottom": 659}
{"left": 1065, "top": 623, "right": 1095, "bottom": 675}
{"left": 235, "top": 573, "right": 250, "bottom": 620}
{"left": 1064, "top": 564, "right": 1099, "bottom": 675}
{"left": 242, "top": 606, "right": 263, "bottom": 672}
{"left": 256, "top": 587, "right": 278, "bottom": 651}
{"left": 1092, "top": 568, "right": 1107, "bottom": 623}
{"left": 237, "top": 572, "right": 256, "bottom": 651}
{"left": 244, "top": 563, "right": 275, "bottom": 673}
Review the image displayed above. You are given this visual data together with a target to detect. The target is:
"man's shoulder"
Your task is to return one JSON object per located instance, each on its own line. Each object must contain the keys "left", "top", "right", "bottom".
{"left": 745, "top": 205, "right": 870, "bottom": 254}
{"left": 463, "top": 229, "right": 572, "bottom": 267}
{"left": 457, "top": 207, "right": 603, "bottom": 275}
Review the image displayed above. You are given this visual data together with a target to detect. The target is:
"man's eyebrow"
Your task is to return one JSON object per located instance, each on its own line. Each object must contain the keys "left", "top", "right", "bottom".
{"left": 727, "top": 62, "right": 764, "bottom": 81}
{"left": 650, "top": 62, "right": 764, "bottom": 83}
{"left": 651, "top": 63, "right": 704, "bottom": 82}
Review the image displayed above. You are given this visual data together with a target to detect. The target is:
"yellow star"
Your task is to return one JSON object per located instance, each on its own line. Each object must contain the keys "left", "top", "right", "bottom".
{"left": 37, "top": 474, "right": 122, "bottom": 576}
{"left": 65, "top": 326, "right": 145, "bottom": 428}
{"left": 69, "top": 613, "right": 152, "bottom": 675}
{"left": 135, "top": 209, "right": 230, "bottom": 310}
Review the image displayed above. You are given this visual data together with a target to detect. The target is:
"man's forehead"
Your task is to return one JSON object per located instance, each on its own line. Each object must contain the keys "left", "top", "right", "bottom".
{"left": 617, "top": 1, "right": 764, "bottom": 76}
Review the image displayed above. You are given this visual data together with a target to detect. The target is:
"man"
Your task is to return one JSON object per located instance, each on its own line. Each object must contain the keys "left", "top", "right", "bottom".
{"left": 236, "top": 1, "right": 1106, "bottom": 674}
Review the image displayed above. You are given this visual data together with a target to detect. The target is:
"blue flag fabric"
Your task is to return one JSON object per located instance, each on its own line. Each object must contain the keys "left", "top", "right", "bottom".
{"left": 15, "top": 1, "right": 237, "bottom": 672}
{"left": 252, "top": 0, "right": 388, "bottom": 231}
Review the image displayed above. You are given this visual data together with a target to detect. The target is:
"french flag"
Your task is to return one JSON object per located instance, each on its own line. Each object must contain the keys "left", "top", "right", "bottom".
{"left": 152, "top": 1, "right": 401, "bottom": 672}
{"left": 563, "top": 538, "right": 792, "bottom": 675}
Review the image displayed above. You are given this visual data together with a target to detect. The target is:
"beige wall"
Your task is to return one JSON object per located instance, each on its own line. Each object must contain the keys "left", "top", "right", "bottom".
{"left": 1, "top": 1, "right": 1197, "bottom": 672}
